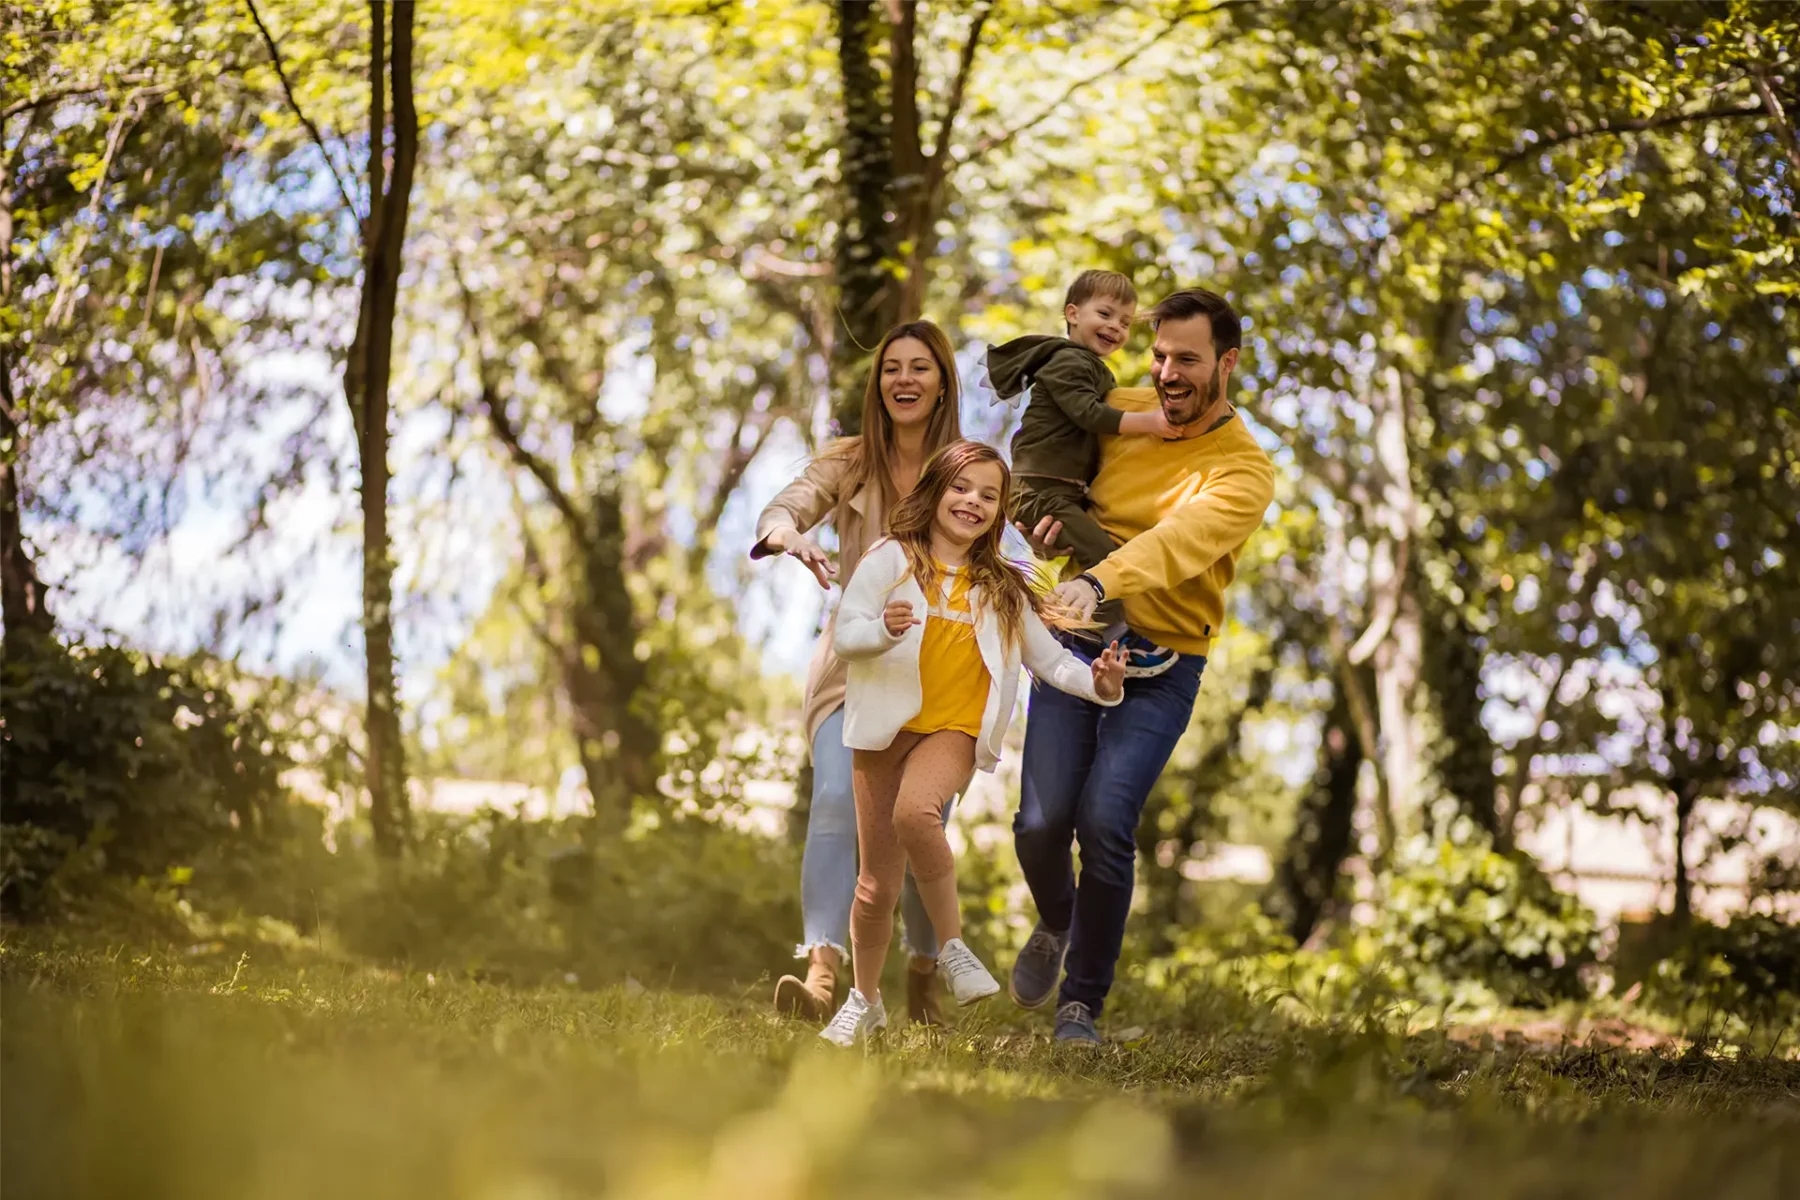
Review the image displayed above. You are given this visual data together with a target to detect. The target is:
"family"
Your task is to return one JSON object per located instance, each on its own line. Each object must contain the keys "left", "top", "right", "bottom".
{"left": 750, "top": 273, "right": 1276, "bottom": 1046}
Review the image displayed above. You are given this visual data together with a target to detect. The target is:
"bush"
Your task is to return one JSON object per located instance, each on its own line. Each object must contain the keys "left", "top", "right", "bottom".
{"left": 336, "top": 808, "right": 800, "bottom": 990}
{"left": 1367, "top": 840, "right": 1599, "bottom": 1008}
{"left": 1648, "top": 913, "right": 1800, "bottom": 1027}
{"left": 1137, "top": 840, "right": 1600, "bottom": 1024}
{"left": 1, "top": 636, "right": 302, "bottom": 916}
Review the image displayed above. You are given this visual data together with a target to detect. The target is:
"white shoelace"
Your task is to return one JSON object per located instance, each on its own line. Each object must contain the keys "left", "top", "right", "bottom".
{"left": 940, "top": 941, "right": 982, "bottom": 980}
{"left": 824, "top": 998, "right": 867, "bottom": 1039}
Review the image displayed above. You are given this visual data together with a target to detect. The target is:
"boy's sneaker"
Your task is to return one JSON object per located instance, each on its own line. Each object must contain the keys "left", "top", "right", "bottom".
{"left": 819, "top": 988, "right": 887, "bottom": 1047}
{"left": 1053, "top": 1001, "right": 1102, "bottom": 1046}
{"left": 937, "top": 937, "right": 1001, "bottom": 1006}
{"left": 1008, "top": 921, "right": 1069, "bottom": 1009}
{"left": 1116, "top": 630, "right": 1176, "bottom": 679}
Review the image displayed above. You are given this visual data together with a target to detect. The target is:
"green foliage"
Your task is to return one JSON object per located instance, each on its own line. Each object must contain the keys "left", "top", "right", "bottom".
{"left": 335, "top": 810, "right": 799, "bottom": 991}
{"left": 1649, "top": 913, "right": 1800, "bottom": 1027}
{"left": 0, "top": 637, "right": 303, "bottom": 916}
{"left": 1141, "top": 841, "right": 1599, "bottom": 1022}
{"left": 1370, "top": 840, "right": 1600, "bottom": 1008}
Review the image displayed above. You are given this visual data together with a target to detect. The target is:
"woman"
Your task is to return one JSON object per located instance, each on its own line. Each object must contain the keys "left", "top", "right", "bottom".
{"left": 752, "top": 320, "right": 964, "bottom": 1026}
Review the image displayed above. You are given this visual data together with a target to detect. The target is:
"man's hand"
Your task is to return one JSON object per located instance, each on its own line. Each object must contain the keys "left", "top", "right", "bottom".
{"left": 1092, "top": 641, "right": 1125, "bottom": 701}
{"left": 1014, "top": 515, "right": 1066, "bottom": 558}
{"left": 1051, "top": 576, "right": 1101, "bottom": 622}
{"left": 765, "top": 527, "right": 836, "bottom": 589}
{"left": 882, "top": 599, "right": 922, "bottom": 638}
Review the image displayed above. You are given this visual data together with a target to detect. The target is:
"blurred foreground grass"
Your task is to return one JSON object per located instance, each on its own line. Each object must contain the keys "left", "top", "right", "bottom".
{"left": 4, "top": 930, "right": 1797, "bottom": 1200}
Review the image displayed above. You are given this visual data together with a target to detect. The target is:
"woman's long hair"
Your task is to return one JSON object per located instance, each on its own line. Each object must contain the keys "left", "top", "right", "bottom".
{"left": 823, "top": 320, "right": 963, "bottom": 515}
{"left": 884, "top": 440, "right": 1080, "bottom": 652}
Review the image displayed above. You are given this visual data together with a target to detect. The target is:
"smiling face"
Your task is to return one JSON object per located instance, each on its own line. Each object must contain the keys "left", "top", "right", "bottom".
{"left": 878, "top": 336, "right": 945, "bottom": 432}
{"left": 1151, "top": 313, "right": 1238, "bottom": 426}
{"left": 1064, "top": 295, "right": 1135, "bottom": 358}
{"left": 933, "top": 459, "right": 1005, "bottom": 549}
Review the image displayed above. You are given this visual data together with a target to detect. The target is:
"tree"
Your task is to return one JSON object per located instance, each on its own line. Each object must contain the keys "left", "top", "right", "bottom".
{"left": 341, "top": 0, "right": 418, "bottom": 857}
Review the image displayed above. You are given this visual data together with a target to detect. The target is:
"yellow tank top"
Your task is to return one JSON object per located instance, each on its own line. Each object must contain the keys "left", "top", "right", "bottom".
{"left": 902, "top": 564, "right": 991, "bottom": 738}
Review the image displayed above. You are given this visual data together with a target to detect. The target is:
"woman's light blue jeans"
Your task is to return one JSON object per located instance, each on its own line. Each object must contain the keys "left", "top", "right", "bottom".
{"left": 798, "top": 707, "right": 941, "bottom": 960}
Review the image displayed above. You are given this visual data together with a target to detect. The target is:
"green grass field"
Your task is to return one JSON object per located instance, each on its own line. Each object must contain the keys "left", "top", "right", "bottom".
{"left": 4, "top": 931, "right": 1797, "bottom": 1200}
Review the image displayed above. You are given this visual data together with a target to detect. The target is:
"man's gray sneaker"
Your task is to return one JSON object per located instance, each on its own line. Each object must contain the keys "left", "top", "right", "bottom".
{"left": 1053, "top": 1001, "right": 1102, "bottom": 1046}
{"left": 1008, "top": 921, "right": 1068, "bottom": 1009}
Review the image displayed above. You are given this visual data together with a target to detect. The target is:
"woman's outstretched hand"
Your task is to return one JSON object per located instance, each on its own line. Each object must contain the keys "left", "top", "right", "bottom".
{"left": 1092, "top": 641, "right": 1125, "bottom": 702}
{"left": 883, "top": 599, "right": 922, "bottom": 638}
{"left": 767, "top": 528, "right": 835, "bottom": 589}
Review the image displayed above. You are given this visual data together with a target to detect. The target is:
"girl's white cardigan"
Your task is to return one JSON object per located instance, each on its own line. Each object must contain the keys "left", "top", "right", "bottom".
{"left": 832, "top": 539, "right": 1121, "bottom": 773}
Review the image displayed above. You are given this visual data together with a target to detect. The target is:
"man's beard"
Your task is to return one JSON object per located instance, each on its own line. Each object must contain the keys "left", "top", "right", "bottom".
{"left": 1160, "top": 363, "right": 1221, "bottom": 425}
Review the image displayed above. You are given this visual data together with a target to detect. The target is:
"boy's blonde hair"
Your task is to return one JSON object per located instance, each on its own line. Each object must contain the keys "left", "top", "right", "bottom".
{"left": 1064, "top": 269, "right": 1138, "bottom": 311}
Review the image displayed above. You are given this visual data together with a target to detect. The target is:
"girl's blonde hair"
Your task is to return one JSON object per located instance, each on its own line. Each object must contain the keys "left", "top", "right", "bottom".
{"left": 884, "top": 440, "right": 1083, "bottom": 652}
{"left": 822, "top": 320, "right": 963, "bottom": 515}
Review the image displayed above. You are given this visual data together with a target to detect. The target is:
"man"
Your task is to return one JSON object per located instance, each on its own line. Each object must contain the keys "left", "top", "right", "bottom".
{"left": 1009, "top": 287, "right": 1277, "bottom": 1045}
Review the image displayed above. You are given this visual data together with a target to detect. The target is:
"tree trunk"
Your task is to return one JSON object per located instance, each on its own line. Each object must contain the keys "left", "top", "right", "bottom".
{"left": 564, "top": 482, "right": 659, "bottom": 833}
{"left": 1421, "top": 588, "right": 1498, "bottom": 838}
{"left": 1350, "top": 366, "right": 1426, "bottom": 855}
{"left": 346, "top": 0, "right": 418, "bottom": 859}
{"left": 831, "top": 0, "right": 899, "bottom": 433}
{"left": 0, "top": 410, "right": 50, "bottom": 644}
{"left": 1671, "top": 776, "right": 1696, "bottom": 928}
{"left": 1272, "top": 675, "right": 1365, "bottom": 944}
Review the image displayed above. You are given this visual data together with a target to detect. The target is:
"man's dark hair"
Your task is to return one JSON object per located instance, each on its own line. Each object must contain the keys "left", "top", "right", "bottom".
{"left": 1146, "top": 288, "right": 1242, "bottom": 354}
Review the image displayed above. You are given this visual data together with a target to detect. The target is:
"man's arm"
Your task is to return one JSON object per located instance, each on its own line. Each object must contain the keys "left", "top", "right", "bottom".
{"left": 1086, "top": 455, "right": 1275, "bottom": 599}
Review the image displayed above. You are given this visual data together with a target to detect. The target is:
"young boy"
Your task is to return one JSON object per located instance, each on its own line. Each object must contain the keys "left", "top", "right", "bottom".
{"left": 983, "top": 269, "right": 1178, "bottom": 676}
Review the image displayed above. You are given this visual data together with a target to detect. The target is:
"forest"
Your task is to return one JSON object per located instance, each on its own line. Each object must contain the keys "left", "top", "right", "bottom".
{"left": 4, "top": 2, "right": 1799, "bottom": 1197}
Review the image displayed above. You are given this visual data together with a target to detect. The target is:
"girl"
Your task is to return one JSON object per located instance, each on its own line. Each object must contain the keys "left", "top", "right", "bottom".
{"left": 754, "top": 321, "right": 965, "bottom": 1027}
{"left": 820, "top": 440, "right": 1126, "bottom": 1047}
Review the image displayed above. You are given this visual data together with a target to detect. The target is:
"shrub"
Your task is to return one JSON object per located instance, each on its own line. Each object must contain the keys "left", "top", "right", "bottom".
{"left": 1648, "top": 913, "right": 1800, "bottom": 1027}
{"left": 1, "top": 637, "right": 300, "bottom": 916}
{"left": 1367, "top": 840, "right": 1600, "bottom": 1008}
{"left": 335, "top": 808, "right": 800, "bottom": 990}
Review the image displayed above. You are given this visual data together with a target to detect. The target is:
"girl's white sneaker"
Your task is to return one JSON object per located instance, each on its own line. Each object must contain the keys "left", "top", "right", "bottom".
{"left": 937, "top": 938, "right": 1001, "bottom": 1006}
{"left": 819, "top": 987, "right": 888, "bottom": 1047}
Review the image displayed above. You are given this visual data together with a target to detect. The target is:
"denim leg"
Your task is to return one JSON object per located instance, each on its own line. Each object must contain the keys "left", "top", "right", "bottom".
{"left": 801, "top": 707, "right": 945, "bottom": 960}
{"left": 1014, "top": 671, "right": 1102, "bottom": 937}
{"left": 798, "top": 709, "right": 858, "bottom": 957}
{"left": 1059, "top": 653, "right": 1206, "bottom": 1018}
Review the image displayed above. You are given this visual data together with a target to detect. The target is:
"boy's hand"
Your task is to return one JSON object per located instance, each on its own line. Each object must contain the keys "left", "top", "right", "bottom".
{"left": 1119, "top": 409, "right": 1180, "bottom": 440}
{"left": 1092, "top": 641, "right": 1125, "bottom": 701}
{"left": 883, "top": 600, "right": 922, "bottom": 638}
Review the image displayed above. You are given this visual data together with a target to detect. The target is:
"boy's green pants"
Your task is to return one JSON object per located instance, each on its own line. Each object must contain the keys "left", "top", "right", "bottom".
{"left": 1012, "top": 475, "right": 1126, "bottom": 630}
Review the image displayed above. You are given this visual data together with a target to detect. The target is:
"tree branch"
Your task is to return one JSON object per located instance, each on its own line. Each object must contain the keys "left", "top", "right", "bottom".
{"left": 929, "top": 0, "right": 994, "bottom": 172}
{"left": 1749, "top": 67, "right": 1800, "bottom": 177}
{"left": 47, "top": 86, "right": 168, "bottom": 328}
{"left": 453, "top": 262, "right": 588, "bottom": 535}
{"left": 1, "top": 80, "right": 152, "bottom": 121}
{"left": 1395, "top": 100, "right": 1770, "bottom": 240}
{"left": 242, "top": 0, "right": 362, "bottom": 220}
{"left": 965, "top": 0, "right": 1248, "bottom": 164}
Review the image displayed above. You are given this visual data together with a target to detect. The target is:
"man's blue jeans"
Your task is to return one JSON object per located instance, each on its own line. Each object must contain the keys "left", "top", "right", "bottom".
{"left": 799, "top": 707, "right": 939, "bottom": 960}
{"left": 1013, "top": 640, "right": 1206, "bottom": 1017}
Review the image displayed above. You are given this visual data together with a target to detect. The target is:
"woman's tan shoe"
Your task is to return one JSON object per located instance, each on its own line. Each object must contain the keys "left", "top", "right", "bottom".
{"left": 775, "top": 947, "right": 839, "bottom": 1022}
{"left": 906, "top": 954, "right": 946, "bottom": 1026}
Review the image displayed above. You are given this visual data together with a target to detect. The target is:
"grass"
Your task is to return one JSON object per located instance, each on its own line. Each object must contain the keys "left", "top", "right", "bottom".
{"left": 4, "top": 928, "right": 1798, "bottom": 1200}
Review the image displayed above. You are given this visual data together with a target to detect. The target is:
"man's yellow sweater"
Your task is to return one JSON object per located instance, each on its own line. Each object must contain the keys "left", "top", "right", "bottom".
{"left": 1084, "top": 388, "right": 1276, "bottom": 656}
